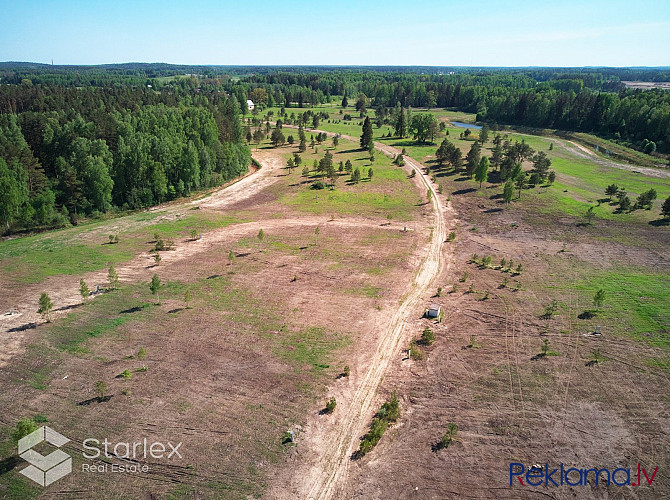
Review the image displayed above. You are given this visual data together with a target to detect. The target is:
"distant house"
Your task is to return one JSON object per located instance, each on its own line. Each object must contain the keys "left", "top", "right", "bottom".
{"left": 246, "top": 99, "right": 255, "bottom": 111}
{"left": 427, "top": 304, "right": 441, "bottom": 318}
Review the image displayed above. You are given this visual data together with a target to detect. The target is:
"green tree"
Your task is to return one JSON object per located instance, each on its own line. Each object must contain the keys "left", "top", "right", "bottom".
{"left": 270, "top": 128, "right": 285, "bottom": 147}
{"left": 228, "top": 250, "right": 235, "bottom": 265}
{"left": 474, "top": 157, "right": 489, "bottom": 189}
{"left": 547, "top": 171, "right": 556, "bottom": 184}
{"left": 491, "top": 143, "right": 504, "bottom": 169}
{"left": 341, "top": 90, "right": 348, "bottom": 108}
{"left": 585, "top": 206, "right": 596, "bottom": 225}
{"left": 95, "top": 380, "right": 106, "bottom": 401}
{"left": 351, "top": 167, "right": 361, "bottom": 183}
{"left": 662, "top": 196, "right": 670, "bottom": 219}
{"left": 605, "top": 184, "right": 619, "bottom": 201}
{"left": 394, "top": 104, "right": 407, "bottom": 138}
{"left": 515, "top": 173, "right": 526, "bottom": 198}
{"left": 38, "top": 292, "right": 53, "bottom": 322}
{"left": 360, "top": 117, "right": 373, "bottom": 150}
{"left": 79, "top": 278, "right": 90, "bottom": 302}
{"left": 440, "top": 423, "right": 458, "bottom": 449}
{"left": 107, "top": 264, "right": 119, "bottom": 289}
{"left": 150, "top": 274, "right": 162, "bottom": 304}
{"left": 344, "top": 159, "right": 353, "bottom": 173}
{"left": 503, "top": 180, "right": 514, "bottom": 205}
{"left": 0, "top": 158, "right": 27, "bottom": 233}
{"left": 13, "top": 418, "right": 38, "bottom": 443}
{"left": 368, "top": 167, "right": 374, "bottom": 180}
{"left": 421, "top": 327, "right": 435, "bottom": 346}
{"left": 410, "top": 114, "right": 438, "bottom": 143}
{"left": 465, "top": 143, "right": 481, "bottom": 178}
{"left": 479, "top": 124, "right": 490, "bottom": 144}
{"left": 593, "top": 289, "right": 606, "bottom": 310}
{"left": 258, "top": 228, "right": 265, "bottom": 243}
{"left": 532, "top": 151, "right": 551, "bottom": 181}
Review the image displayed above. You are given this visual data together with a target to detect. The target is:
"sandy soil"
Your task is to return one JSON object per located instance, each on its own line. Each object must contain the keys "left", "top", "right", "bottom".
{"left": 259, "top": 128, "right": 457, "bottom": 500}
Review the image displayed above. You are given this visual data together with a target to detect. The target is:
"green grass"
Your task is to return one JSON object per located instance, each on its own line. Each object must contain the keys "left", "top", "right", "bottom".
{"left": 275, "top": 137, "right": 420, "bottom": 220}
{"left": 0, "top": 211, "right": 245, "bottom": 284}
{"left": 274, "top": 327, "right": 349, "bottom": 373}
{"left": 543, "top": 263, "right": 670, "bottom": 350}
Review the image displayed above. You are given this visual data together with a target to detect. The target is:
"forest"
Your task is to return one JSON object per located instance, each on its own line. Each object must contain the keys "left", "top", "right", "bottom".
{"left": 1, "top": 63, "right": 668, "bottom": 234}
{"left": 0, "top": 80, "right": 249, "bottom": 233}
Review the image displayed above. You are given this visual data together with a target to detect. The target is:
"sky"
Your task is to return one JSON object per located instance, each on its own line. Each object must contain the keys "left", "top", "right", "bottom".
{"left": 1, "top": 0, "right": 668, "bottom": 67}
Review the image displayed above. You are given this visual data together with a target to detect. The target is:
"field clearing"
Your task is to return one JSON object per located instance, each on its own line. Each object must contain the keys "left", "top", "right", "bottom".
{"left": 0, "top": 127, "right": 431, "bottom": 498}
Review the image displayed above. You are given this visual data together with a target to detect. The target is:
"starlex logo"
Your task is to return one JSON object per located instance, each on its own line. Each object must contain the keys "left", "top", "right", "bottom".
{"left": 18, "top": 426, "right": 72, "bottom": 486}
{"left": 510, "top": 462, "right": 659, "bottom": 488}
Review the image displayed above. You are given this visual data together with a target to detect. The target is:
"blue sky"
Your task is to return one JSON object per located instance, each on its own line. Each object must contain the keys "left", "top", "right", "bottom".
{"left": 1, "top": 0, "right": 668, "bottom": 66}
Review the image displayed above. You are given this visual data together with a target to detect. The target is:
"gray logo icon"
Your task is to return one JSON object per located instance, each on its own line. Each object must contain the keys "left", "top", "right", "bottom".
{"left": 18, "top": 426, "right": 72, "bottom": 486}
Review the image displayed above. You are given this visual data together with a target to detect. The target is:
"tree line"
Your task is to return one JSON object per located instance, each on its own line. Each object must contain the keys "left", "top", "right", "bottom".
{"left": 0, "top": 83, "right": 249, "bottom": 233}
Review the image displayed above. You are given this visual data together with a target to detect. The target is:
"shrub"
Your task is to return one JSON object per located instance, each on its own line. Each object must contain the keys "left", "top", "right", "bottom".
{"left": 542, "top": 300, "right": 559, "bottom": 319}
{"left": 409, "top": 339, "right": 424, "bottom": 360}
{"left": 421, "top": 327, "right": 435, "bottom": 346}
{"left": 447, "top": 232, "right": 456, "bottom": 242}
{"left": 95, "top": 380, "right": 106, "bottom": 400}
{"left": 343, "top": 365, "right": 350, "bottom": 377}
{"left": 325, "top": 397, "right": 337, "bottom": 414}
{"left": 439, "top": 423, "right": 458, "bottom": 449}
{"left": 13, "top": 418, "right": 38, "bottom": 443}
{"left": 311, "top": 180, "right": 327, "bottom": 190}
{"left": 121, "top": 369, "right": 132, "bottom": 379}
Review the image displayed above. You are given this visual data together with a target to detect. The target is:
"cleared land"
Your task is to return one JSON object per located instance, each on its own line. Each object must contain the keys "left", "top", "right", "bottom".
{"left": 0, "top": 133, "right": 434, "bottom": 499}
{"left": 281, "top": 105, "right": 670, "bottom": 499}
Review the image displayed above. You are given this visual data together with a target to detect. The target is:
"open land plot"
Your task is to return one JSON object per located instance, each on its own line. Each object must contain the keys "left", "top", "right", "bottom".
{"left": 0, "top": 132, "right": 433, "bottom": 499}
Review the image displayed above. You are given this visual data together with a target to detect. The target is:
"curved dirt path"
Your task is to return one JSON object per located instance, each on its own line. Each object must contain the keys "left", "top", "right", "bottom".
{"left": 284, "top": 128, "right": 452, "bottom": 499}
{"left": 1, "top": 152, "right": 290, "bottom": 367}
{"left": 558, "top": 140, "right": 670, "bottom": 179}
{"left": 192, "top": 149, "right": 285, "bottom": 209}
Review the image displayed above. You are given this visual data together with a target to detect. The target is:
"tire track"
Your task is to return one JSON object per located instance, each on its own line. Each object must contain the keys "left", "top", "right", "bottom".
{"left": 290, "top": 134, "right": 452, "bottom": 500}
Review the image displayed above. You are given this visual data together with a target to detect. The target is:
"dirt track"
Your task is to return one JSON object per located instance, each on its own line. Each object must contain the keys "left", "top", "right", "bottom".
{"left": 272, "top": 128, "right": 455, "bottom": 499}
{"left": 562, "top": 141, "right": 670, "bottom": 179}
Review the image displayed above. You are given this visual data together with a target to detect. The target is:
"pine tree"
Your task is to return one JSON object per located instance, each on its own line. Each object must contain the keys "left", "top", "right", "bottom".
{"left": 79, "top": 278, "right": 90, "bottom": 302}
{"left": 149, "top": 274, "right": 161, "bottom": 305}
{"left": 465, "top": 143, "right": 481, "bottom": 178}
{"left": 38, "top": 292, "right": 53, "bottom": 322}
{"left": 503, "top": 180, "right": 514, "bottom": 205}
{"left": 360, "top": 117, "right": 373, "bottom": 150}
{"left": 474, "top": 157, "right": 489, "bottom": 189}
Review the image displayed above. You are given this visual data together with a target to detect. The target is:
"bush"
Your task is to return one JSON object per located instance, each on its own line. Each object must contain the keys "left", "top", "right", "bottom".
{"left": 358, "top": 392, "right": 400, "bottom": 456}
{"left": 409, "top": 339, "right": 424, "bottom": 360}
{"left": 343, "top": 365, "right": 350, "bottom": 377}
{"left": 120, "top": 369, "right": 132, "bottom": 379}
{"left": 447, "top": 232, "right": 456, "bottom": 242}
{"left": 421, "top": 327, "right": 435, "bottom": 346}
{"left": 439, "top": 423, "right": 458, "bottom": 449}
{"left": 325, "top": 397, "right": 337, "bottom": 414}
{"left": 311, "top": 180, "right": 327, "bottom": 190}
{"left": 13, "top": 418, "right": 38, "bottom": 443}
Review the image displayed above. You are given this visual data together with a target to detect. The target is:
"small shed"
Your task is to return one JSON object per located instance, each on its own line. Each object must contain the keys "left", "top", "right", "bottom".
{"left": 427, "top": 304, "right": 441, "bottom": 318}
{"left": 246, "top": 99, "right": 255, "bottom": 111}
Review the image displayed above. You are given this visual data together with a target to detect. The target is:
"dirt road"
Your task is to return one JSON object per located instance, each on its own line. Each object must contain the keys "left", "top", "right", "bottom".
{"left": 282, "top": 129, "right": 453, "bottom": 499}
{"left": 561, "top": 141, "right": 670, "bottom": 179}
